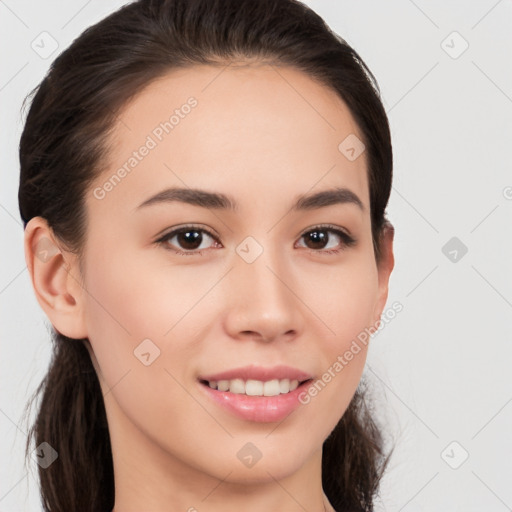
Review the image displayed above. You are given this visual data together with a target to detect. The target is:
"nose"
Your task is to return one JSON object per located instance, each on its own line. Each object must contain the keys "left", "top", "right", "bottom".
{"left": 223, "top": 244, "right": 305, "bottom": 344}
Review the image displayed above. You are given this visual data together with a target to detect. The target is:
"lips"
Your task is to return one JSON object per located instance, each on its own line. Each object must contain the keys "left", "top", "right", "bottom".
{"left": 197, "top": 365, "right": 315, "bottom": 422}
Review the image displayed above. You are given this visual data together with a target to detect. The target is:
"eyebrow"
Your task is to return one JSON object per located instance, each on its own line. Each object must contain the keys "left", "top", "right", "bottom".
{"left": 135, "top": 186, "right": 364, "bottom": 213}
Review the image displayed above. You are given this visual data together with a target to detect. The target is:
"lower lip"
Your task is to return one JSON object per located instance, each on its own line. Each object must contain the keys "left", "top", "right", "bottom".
{"left": 198, "top": 380, "right": 313, "bottom": 423}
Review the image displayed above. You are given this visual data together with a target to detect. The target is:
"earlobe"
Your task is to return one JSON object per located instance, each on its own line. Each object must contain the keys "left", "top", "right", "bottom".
{"left": 372, "top": 222, "right": 395, "bottom": 325}
{"left": 24, "top": 216, "right": 88, "bottom": 339}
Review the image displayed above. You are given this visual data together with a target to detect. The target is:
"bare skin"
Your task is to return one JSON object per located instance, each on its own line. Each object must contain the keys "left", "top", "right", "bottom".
{"left": 24, "top": 62, "right": 394, "bottom": 512}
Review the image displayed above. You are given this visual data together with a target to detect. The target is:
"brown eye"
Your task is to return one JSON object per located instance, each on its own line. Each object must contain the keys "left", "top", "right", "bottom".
{"left": 303, "top": 229, "right": 330, "bottom": 250}
{"left": 297, "top": 225, "right": 356, "bottom": 254}
{"left": 174, "top": 230, "right": 203, "bottom": 250}
{"left": 155, "top": 223, "right": 356, "bottom": 257}
{"left": 156, "top": 226, "right": 219, "bottom": 255}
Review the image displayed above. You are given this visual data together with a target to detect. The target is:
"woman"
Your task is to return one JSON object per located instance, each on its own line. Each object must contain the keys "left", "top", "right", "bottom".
{"left": 19, "top": 0, "right": 395, "bottom": 510}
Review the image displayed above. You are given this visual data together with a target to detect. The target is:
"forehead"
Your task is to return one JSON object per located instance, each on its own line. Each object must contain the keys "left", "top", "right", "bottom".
{"left": 91, "top": 63, "right": 369, "bottom": 216}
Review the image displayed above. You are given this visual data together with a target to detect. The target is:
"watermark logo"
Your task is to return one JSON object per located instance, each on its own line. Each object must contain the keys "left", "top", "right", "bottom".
{"left": 32, "top": 442, "right": 58, "bottom": 469}
{"left": 31, "top": 31, "right": 59, "bottom": 59}
{"left": 338, "top": 134, "right": 365, "bottom": 162}
{"left": 441, "top": 440, "right": 469, "bottom": 469}
{"left": 237, "top": 442, "right": 262, "bottom": 468}
{"left": 236, "top": 236, "right": 264, "bottom": 264}
{"left": 35, "top": 236, "right": 59, "bottom": 263}
{"left": 442, "top": 236, "right": 468, "bottom": 263}
{"left": 134, "top": 338, "right": 161, "bottom": 366}
{"left": 441, "top": 31, "right": 469, "bottom": 60}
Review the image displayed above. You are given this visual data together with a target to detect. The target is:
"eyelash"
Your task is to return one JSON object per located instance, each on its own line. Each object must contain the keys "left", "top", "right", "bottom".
{"left": 155, "top": 224, "right": 356, "bottom": 257}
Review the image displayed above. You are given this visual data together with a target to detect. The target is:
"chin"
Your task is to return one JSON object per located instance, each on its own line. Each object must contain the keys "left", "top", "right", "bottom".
{"left": 204, "top": 438, "right": 316, "bottom": 485}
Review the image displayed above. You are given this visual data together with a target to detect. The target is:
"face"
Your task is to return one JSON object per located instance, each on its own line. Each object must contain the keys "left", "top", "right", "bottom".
{"left": 67, "top": 64, "right": 392, "bottom": 485}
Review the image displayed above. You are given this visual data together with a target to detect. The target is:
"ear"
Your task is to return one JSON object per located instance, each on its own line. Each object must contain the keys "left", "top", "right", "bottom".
{"left": 24, "top": 216, "right": 88, "bottom": 339}
{"left": 371, "top": 221, "right": 395, "bottom": 326}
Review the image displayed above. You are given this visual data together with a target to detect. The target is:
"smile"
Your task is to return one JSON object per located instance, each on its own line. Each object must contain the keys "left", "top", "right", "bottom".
{"left": 201, "top": 378, "right": 306, "bottom": 396}
{"left": 197, "top": 366, "right": 315, "bottom": 423}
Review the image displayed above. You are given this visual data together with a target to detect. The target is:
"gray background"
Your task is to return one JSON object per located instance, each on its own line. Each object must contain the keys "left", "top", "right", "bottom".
{"left": 1, "top": 1, "right": 511, "bottom": 510}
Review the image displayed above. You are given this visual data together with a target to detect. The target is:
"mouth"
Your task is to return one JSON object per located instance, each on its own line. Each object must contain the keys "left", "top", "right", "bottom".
{"left": 198, "top": 377, "right": 314, "bottom": 422}
{"left": 196, "top": 365, "right": 315, "bottom": 422}
{"left": 199, "top": 377, "right": 313, "bottom": 397}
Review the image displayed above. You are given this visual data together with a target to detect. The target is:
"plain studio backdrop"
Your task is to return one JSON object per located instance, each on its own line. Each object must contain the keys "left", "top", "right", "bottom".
{"left": 1, "top": 1, "right": 511, "bottom": 511}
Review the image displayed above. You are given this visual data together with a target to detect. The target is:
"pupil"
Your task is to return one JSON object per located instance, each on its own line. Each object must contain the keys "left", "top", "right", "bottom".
{"left": 307, "top": 230, "right": 327, "bottom": 249}
{"left": 179, "top": 230, "right": 201, "bottom": 249}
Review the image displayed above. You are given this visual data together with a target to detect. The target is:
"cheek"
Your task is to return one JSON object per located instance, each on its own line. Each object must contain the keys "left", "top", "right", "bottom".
{"left": 311, "top": 257, "right": 379, "bottom": 350}
{"left": 84, "top": 246, "right": 202, "bottom": 342}
{"left": 299, "top": 257, "right": 378, "bottom": 416}
{"left": 81, "top": 249, "right": 200, "bottom": 437}
{"left": 81, "top": 243, "right": 219, "bottom": 403}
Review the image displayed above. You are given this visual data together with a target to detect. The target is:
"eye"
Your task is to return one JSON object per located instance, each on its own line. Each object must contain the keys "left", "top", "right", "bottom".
{"left": 155, "top": 225, "right": 220, "bottom": 256}
{"left": 296, "top": 224, "right": 356, "bottom": 255}
{"left": 155, "top": 223, "right": 356, "bottom": 256}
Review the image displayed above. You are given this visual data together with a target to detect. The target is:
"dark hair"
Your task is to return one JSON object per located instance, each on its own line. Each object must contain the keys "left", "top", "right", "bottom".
{"left": 19, "top": 1, "right": 394, "bottom": 510}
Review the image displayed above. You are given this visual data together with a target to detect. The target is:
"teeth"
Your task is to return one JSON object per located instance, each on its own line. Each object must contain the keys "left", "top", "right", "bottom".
{"left": 245, "top": 379, "right": 263, "bottom": 396}
{"left": 263, "top": 379, "right": 280, "bottom": 396}
{"left": 229, "top": 378, "right": 245, "bottom": 394}
{"left": 217, "top": 380, "right": 229, "bottom": 391}
{"left": 279, "top": 378, "right": 290, "bottom": 393}
{"left": 205, "top": 378, "right": 302, "bottom": 396}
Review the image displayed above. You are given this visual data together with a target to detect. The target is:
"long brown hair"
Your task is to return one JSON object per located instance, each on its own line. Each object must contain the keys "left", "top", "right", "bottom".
{"left": 19, "top": 1, "right": 394, "bottom": 510}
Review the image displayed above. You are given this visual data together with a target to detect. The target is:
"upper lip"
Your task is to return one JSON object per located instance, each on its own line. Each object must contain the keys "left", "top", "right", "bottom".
{"left": 199, "top": 364, "right": 313, "bottom": 383}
